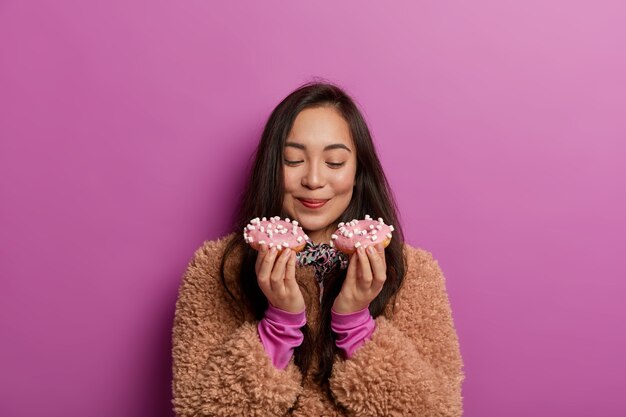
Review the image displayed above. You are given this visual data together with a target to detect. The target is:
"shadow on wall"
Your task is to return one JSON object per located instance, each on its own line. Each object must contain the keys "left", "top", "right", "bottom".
{"left": 149, "top": 286, "right": 179, "bottom": 417}
{"left": 149, "top": 127, "right": 259, "bottom": 417}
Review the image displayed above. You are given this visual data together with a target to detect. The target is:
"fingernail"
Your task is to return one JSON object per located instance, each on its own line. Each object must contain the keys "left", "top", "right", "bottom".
{"left": 367, "top": 246, "right": 375, "bottom": 254}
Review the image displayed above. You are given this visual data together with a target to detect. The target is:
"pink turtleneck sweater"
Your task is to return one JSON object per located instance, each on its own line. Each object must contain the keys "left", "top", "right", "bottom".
{"left": 258, "top": 304, "right": 376, "bottom": 370}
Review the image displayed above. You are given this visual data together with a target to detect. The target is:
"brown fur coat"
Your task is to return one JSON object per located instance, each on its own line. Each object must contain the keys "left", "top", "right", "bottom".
{"left": 172, "top": 233, "right": 464, "bottom": 416}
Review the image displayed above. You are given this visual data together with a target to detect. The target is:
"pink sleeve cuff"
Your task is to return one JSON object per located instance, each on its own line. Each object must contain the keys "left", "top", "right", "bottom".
{"left": 331, "top": 307, "right": 376, "bottom": 359}
{"left": 258, "top": 304, "right": 306, "bottom": 370}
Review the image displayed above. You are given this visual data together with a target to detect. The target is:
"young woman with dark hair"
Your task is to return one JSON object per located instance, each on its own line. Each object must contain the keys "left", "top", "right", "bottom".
{"left": 172, "top": 82, "right": 464, "bottom": 416}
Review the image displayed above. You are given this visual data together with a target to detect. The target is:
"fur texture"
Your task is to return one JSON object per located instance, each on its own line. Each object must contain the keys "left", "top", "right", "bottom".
{"left": 172, "top": 234, "right": 464, "bottom": 416}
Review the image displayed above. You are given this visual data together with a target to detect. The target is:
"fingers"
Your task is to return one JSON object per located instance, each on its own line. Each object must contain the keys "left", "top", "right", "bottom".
{"left": 256, "top": 246, "right": 277, "bottom": 293}
{"left": 375, "top": 243, "right": 387, "bottom": 270}
{"left": 284, "top": 250, "right": 298, "bottom": 291}
{"left": 344, "top": 251, "right": 359, "bottom": 287}
{"left": 367, "top": 245, "right": 387, "bottom": 292}
{"left": 270, "top": 248, "right": 291, "bottom": 291}
{"left": 356, "top": 247, "right": 373, "bottom": 288}
{"left": 255, "top": 243, "right": 268, "bottom": 274}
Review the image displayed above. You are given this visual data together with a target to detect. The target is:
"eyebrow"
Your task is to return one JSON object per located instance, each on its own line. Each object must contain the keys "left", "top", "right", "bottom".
{"left": 285, "top": 141, "right": 352, "bottom": 152}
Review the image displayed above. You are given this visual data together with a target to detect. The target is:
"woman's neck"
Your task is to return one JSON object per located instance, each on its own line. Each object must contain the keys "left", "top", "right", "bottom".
{"left": 305, "top": 226, "right": 334, "bottom": 245}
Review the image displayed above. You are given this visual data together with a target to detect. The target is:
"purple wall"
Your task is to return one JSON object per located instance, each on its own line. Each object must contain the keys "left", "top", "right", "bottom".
{"left": 1, "top": 1, "right": 625, "bottom": 416}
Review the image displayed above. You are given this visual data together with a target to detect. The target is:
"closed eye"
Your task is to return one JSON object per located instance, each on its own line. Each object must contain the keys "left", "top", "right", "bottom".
{"left": 284, "top": 159, "right": 303, "bottom": 166}
{"left": 327, "top": 162, "right": 345, "bottom": 168}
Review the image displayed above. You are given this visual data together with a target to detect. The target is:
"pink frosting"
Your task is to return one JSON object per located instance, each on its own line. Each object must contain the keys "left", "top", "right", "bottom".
{"left": 331, "top": 216, "right": 394, "bottom": 251}
{"left": 243, "top": 216, "right": 308, "bottom": 250}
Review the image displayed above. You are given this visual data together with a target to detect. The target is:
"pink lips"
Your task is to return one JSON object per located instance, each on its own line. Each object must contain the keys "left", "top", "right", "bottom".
{"left": 297, "top": 198, "right": 329, "bottom": 209}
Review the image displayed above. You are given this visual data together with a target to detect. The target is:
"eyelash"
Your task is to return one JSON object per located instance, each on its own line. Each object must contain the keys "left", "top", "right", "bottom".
{"left": 327, "top": 162, "right": 345, "bottom": 168}
{"left": 283, "top": 160, "right": 345, "bottom": 168}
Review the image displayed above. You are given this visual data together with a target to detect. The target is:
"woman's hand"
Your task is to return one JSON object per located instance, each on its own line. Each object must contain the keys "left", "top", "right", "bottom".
{"left": 332, "top": 245, "right": 387, "bottom": 314}
{"left": 255, "top": 245, "right": 305, "bottom": 313}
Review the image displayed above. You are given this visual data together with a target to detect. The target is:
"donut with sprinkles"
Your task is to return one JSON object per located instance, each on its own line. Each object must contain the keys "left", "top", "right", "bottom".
{"left": 243, "top": 216, "right": 308, "bottom": 252}
{"left": 330, "top": 215, "right": 394, "bottom": 255}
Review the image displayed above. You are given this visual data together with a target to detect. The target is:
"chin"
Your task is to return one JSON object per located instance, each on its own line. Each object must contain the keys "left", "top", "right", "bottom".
{"left": 295, "top": 216, "right": 332, "bottom": 235}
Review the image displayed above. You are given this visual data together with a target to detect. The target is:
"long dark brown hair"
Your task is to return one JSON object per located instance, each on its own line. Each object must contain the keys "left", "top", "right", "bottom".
{"left": 219, "top": 80, "right": 406, "bottom": 389}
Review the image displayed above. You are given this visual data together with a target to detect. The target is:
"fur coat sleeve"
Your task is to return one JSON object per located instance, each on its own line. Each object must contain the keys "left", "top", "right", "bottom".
{"left": 171, "top": 236, "right": 464, "bottom": 416}
{"left": 328, "top": 245, "right": 465, "bottom": 416}
{"left": 171, "top": 237, "right": 303, "bottom": 417}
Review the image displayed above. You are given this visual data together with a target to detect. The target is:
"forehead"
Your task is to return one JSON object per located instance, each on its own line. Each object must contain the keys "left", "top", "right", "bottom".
{"left": 286, "top": 106, "right": 353, "bottom": 149}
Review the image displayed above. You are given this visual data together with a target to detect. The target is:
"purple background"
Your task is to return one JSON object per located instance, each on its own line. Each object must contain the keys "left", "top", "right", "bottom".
{"left": 1, "top": 1, "right": 625, "bottom": 416}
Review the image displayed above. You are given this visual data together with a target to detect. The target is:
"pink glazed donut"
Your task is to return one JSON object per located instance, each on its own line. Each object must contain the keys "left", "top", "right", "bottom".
{"left": 243, "top": 216, "right": 308, "bottom": 253}
{"left": 330, "top": 215, "right": 394, "bottom": 255}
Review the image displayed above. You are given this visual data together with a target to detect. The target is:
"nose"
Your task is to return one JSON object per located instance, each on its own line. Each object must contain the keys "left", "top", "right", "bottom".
{"left": 301, "top": 162, "right": 325, "bottom": 190}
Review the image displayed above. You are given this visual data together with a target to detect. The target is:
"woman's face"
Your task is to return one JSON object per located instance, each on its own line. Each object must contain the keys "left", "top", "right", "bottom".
{"left": 282, "top": 106, "right": 357, "bottom": 244}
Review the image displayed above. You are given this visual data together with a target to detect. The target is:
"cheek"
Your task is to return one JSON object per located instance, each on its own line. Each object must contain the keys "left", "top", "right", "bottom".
{"left": 331, "top": 169, "right": 356, "bottom": 193}
{"left": 283, "top": 171, "right": 297, "bottom": 193}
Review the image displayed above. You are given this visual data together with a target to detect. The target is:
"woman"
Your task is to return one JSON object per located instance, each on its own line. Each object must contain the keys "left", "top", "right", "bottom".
{"left": 171, "top": 82, "right": 464, "bottom": 416}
